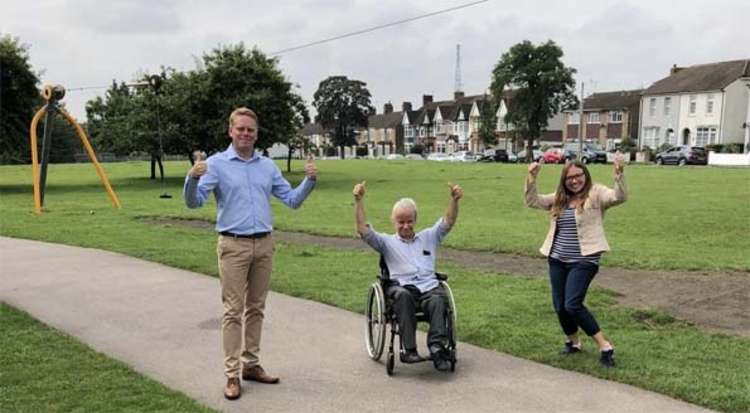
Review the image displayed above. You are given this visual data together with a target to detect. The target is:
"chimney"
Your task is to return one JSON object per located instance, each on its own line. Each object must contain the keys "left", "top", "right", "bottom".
{"left": 384, "top": 102, "right": 393, "bottom": 114}
{"left": 670, "top": 64, "right": 684, "bottom": 75}
{"left": 423, "top": 94, "right": 433, "bottom": 105}
{"left": 402, "top": 101, "right": 412, "bottom": 112}
{"left": 454, "top": 91, "right": 464, "bottom": 101}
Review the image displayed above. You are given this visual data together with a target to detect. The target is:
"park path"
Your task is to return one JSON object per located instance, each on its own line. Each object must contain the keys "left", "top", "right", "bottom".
{"left": 0, "top": 236, "right": 714, "bottom": 413}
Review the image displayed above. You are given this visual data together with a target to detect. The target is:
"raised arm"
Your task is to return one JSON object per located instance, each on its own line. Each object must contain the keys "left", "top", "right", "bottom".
{"left": 443, "top": 183, "right": 463, "bottom": 230}
{"left": 524, "top": 161, "right": 554, "bottom": 210}
{"left": 598, "top": 151, "right": 628, "bottom": 209}
{"left": 353, "top": 181, "right": 368, "bottom": 236}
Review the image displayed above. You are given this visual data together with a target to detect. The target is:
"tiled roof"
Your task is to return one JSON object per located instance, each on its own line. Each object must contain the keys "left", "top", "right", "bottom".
{"left": 645, "top": 59, "right": 750, "bottom": 94}
{"left": 583, "top": 89, "right": 643, "bottom": 111}
{"left": 367, "top": 111, "right": 403, "bottom": 129}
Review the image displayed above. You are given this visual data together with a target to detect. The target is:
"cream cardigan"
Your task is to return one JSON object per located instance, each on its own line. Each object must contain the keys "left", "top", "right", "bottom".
{"left": 525, "top": 175, "right": 627, "bottom": 257}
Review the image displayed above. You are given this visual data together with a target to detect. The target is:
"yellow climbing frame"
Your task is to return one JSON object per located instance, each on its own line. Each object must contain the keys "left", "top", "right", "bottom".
{"left": 29, "top": 85, "right": 121, "bottom": 214}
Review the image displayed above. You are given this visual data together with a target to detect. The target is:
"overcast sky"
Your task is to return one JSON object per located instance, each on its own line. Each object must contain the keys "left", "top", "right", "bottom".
{"left": 2, "top": 0, "right": 749, "bottom": 121}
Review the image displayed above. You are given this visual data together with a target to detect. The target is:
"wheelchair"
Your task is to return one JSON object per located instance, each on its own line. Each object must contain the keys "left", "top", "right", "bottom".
{"left": 365, "top": 256, "right": 457, "bottom": 375}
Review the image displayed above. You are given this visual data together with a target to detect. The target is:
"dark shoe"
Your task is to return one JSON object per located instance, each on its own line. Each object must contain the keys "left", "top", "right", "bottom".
{"left": 430, "top": 346, "right": 452, "bottom": 372}
{"left": 224, "top": 377, "right": 241, "bottom": 400}
{"left": 560, "top": 341, "right": 582, "bottom": 355}
{"left": 242, "top": 365, "right": 280, "bottom": 384}
{"left": 399, "top": 349, "right": 424, "bottom": 364}
{"left": 600, "top": 349, "right": 616, "bottom": 368}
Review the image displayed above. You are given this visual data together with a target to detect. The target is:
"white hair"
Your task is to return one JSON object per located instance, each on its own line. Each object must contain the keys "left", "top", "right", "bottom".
{"left": 391, "top": 198, "right": 417, "bottom": 220}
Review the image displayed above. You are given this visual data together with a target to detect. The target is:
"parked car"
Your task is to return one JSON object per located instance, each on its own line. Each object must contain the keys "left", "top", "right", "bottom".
{"left": 450, "top": 151, "right": 476, "bottom": 162}
{"left": 426, "top": 152, "right": 451, "bottom": 161}
{"left": 508, "top": 151, "right": 518, "bottom": 163}
{"left": 563, "top": 142, "right": 608, "bottom": 164}
{"left": 477, "top": 149, "right": 510, "bottom": 162}
{"left": 404, "top": 153, "right": 424, "bottom": 160}
{"left": 654, "top": 146, "right": 708, "bottom": 165}
{"left": 542, "top": 147, "right": 565, "bottom": 164}
{"left": 385, "top": 153, "right": 404, "bottom": 160}
{"left": 516, "top": 149, "right": 543, "bottom": 162}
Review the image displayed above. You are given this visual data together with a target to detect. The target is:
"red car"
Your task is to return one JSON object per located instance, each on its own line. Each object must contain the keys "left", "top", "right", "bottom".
{"left": 542, "top": 148, "right": 564, "bottom": 164}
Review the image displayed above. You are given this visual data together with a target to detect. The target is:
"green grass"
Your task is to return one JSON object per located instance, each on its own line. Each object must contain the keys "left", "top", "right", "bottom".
{"left": 0, "top": 160, "right": 748, "bottom": 411}
{"left": 0, "top": 303, "right": 215, "bottom": 413}
{"left": 0, "top": 160, "right": 747, "bottom": 271}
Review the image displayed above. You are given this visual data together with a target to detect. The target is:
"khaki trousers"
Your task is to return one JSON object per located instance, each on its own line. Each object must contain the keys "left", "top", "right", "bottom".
{"left": 216, "top": 234, "right": 274, "bottom": 378}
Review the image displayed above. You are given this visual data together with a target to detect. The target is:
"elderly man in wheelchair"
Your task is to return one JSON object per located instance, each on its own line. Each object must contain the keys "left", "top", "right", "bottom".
{"left": 353, "top": 181, "right": 463, "bottom": 373}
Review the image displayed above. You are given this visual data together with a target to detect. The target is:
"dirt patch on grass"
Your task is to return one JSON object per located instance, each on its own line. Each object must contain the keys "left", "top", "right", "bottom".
{"left": 147, "top": 217, "right": 750, "bottom": 337}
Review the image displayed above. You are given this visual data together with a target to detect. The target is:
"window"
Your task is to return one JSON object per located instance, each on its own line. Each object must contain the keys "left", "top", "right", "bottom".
{"left": 568, "top": 112, "right": 580, "bottom": 124}
{"left": 642, "top": 126, "right": 660, "bottom": 149}
{"left": 664, "top": 97, "right": 671, "bottom": 116}
{"left": 587, "top": 112, "right": 600, "bottom": 123}
{"left": 696, "top": 127, "right": 717, "bottom": 146}
{"left": 609, "top": 111, "right": 623, "bottom": 123}
{"left": 706, "top": 94, "right": 714, "bottom": 115}
{"left": 649, "top": 98, "right": 656, "bottom": 117}
{"left": 689, "top": 95, "right": 696, "bottom": 115}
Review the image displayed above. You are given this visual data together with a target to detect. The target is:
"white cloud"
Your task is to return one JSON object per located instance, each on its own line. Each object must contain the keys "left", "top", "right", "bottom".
{"left": 1, "top": 0, "right": 748, "bottom": 121}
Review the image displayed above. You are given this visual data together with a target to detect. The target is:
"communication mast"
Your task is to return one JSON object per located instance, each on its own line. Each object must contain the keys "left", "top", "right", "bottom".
{"left": 454, "top": 44, "right": 462, "bottom": 93}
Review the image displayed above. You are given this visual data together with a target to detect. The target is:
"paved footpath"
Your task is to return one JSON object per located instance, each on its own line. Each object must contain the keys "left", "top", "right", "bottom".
{"left": 0, "top": 237, "right": 713, "bottom": 413}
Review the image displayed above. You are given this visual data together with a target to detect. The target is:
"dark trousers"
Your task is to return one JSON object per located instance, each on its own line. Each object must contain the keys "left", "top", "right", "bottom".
{"left": 548, "top": 257, "right": 601, "bottom": 336}
{"left": 386, "top": 284, "right": 448, "bottom": 354}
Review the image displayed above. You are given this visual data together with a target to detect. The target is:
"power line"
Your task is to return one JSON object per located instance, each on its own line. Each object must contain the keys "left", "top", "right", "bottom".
{"left": 66, "top": 0, "right": 490, "bottom": 91}
{"left": 269, "top": 0, "right": 489, "bottom": 56}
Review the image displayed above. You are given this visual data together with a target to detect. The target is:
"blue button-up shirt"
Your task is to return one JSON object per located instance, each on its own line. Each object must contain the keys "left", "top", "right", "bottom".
{"left": 183, "top": 145, "right": 316, "bottom": 234}
{"left": 362, "top": 218, "right": 449, "bottom": 292}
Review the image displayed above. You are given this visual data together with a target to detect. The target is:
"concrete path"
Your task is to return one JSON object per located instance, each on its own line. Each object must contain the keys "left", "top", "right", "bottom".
{"left": 0, "top": 237, "right": 713, "bottom": 413}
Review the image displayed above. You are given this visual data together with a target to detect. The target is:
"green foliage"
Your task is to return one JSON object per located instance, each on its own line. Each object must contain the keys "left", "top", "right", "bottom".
{"left": 477, "top": 95, "right": 498, "bottom": 147}
{"left": 84, "top": 44, "right": 308, "bottom": 167}
{"left": 0, "top": 304, "right": 215, "bottom": 412}
{"left": 490, "top": 40, "right": 577, "bottom": 153}
{"left": 312, "top": 76, "right": 374, "bottom": 155}
{"left": 0, "top": 34, "right": 42, "bottom": 164}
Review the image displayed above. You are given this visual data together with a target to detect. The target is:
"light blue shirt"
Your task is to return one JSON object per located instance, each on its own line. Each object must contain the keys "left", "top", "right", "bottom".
{"left": 362, "top": 218, "right": 449, "bottom": 292}
{"left": 183, "top": 145, "right": 315, "bottom": 234}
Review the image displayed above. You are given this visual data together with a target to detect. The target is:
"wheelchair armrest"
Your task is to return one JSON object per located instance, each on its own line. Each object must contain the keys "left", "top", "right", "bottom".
{"left": 435, "top": 272, "right": 448, "bottom": 281}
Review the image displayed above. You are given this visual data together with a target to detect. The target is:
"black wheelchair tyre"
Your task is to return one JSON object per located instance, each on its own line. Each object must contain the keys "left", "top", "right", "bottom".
{"left": 365, "top": 283, "right": 387, "bottom": 360}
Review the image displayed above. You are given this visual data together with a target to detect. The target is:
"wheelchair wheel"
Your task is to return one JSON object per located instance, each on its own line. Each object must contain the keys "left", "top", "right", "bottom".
{"left": 365, "top": 282, "right": 387, "bottom": 360}
{"left": 441, "top": 280, "right": 458, "bottom": 364}
{"left": 386, "top": 351, "right": 395, "bottom": 376}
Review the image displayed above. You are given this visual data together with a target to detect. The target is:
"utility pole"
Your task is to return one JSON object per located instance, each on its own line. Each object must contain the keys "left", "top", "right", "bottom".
{"left": 578, "top": 81, "right": 585, "bottom": 159}
{"left": 454, "top": 44, "right": 462, "bottom": 93}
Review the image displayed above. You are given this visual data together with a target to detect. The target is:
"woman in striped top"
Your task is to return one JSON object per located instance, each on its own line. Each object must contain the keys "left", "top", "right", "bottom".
{"left": 525, "top": 153, "right": 627, "bottom": 367}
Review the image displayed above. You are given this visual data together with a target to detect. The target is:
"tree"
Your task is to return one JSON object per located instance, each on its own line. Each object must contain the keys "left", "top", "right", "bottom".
{"left": 84, "top": 43, "right": 309, "bottom": 175}
{"left": 477, "top": 95, "right": 498, "bottom": 149}
{"left": 312, "top": 76, "right": 374, "bottom": 158}
{"left": 0, "top": 35, "right": 41, "bottom": 164}
{"left": 490, "top": 40, "right": 577, "bottom": 162}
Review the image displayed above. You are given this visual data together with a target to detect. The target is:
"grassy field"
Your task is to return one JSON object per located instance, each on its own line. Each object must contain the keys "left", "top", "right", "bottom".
{"left": 1, "top": 160, "right": 749, "bottom": 411}
{"left": 0, "top": 159, "right": 748, "bottom": 271}
{"left": 0, "top": 304, "right": 215, "bottom": 412}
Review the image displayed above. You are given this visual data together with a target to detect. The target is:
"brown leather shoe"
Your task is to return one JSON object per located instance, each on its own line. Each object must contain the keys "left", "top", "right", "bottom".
{"left": 242, "top": 365, "right": 280, "bottom": 384}
{"left": 224, "top": 377, "right": 241, "bottom": 400}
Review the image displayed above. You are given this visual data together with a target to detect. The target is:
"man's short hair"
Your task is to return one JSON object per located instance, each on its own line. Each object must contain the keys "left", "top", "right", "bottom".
{"left": 391, "top": 198, "right": 417, "bottom": 220}
{"left": 229, "top": 107, "right": 258, "bottom": 128}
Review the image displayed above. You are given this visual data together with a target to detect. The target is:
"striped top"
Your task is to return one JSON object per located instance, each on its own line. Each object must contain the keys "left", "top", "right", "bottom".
{"left": 550, "top": 208, "right": 601, "bottom": 264}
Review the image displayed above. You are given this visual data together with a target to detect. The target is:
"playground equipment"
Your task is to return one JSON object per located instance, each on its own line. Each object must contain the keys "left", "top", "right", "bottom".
{"left": 29, "top": 84, "right": 121, "bottom": 214}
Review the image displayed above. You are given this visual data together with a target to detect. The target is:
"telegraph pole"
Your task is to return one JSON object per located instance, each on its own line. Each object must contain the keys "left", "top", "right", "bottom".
{"left": 578, "top": 81, "right": 585, "bottom": 159}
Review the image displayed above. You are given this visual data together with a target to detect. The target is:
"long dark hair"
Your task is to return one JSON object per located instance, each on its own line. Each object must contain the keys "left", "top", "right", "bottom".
{"left": 551, "top": 160, "right": 592, "bottom": 217}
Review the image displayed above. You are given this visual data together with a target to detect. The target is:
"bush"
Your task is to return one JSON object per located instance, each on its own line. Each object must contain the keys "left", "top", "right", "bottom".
{"left": 724, "top": 143, "right": 744, "bottom": 153}
{"left": 355, "top": 146, "right": 368, "bottom": 157}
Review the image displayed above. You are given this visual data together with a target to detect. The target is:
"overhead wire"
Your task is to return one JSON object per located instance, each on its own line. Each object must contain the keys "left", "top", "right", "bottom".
{"left": 66, "top": 0, "right": 490, "bottom": 91}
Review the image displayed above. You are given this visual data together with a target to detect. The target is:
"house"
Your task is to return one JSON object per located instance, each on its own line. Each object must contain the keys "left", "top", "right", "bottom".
{"left": 494, "top": 91, "right": 565, "bottom": 151}
{"left": 638, "top": 59, "right": 750, "bottom": 149}
{"left": 365, "top": 102, "right": 406, "bottom": 156}
{"left": 562, "top": 89, "right": 642, "bottom": 149}
{"left": 299, "top": 123, "right": 330, "bottom": 156}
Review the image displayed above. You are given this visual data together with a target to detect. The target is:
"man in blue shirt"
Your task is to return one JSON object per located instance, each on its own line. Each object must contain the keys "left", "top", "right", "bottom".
{"left": 184, "top": 107, "right": 317, "bottom": 400}
{"left": 353, "top": 181, "right": 463, "bottom": 372}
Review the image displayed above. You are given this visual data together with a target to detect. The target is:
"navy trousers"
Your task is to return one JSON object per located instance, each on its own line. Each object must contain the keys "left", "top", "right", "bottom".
{"left": 386, "top": 284, "right": 448, "bottom": 354}
{"left": 548, "top": 257, "right": 601, "bottom": 336}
